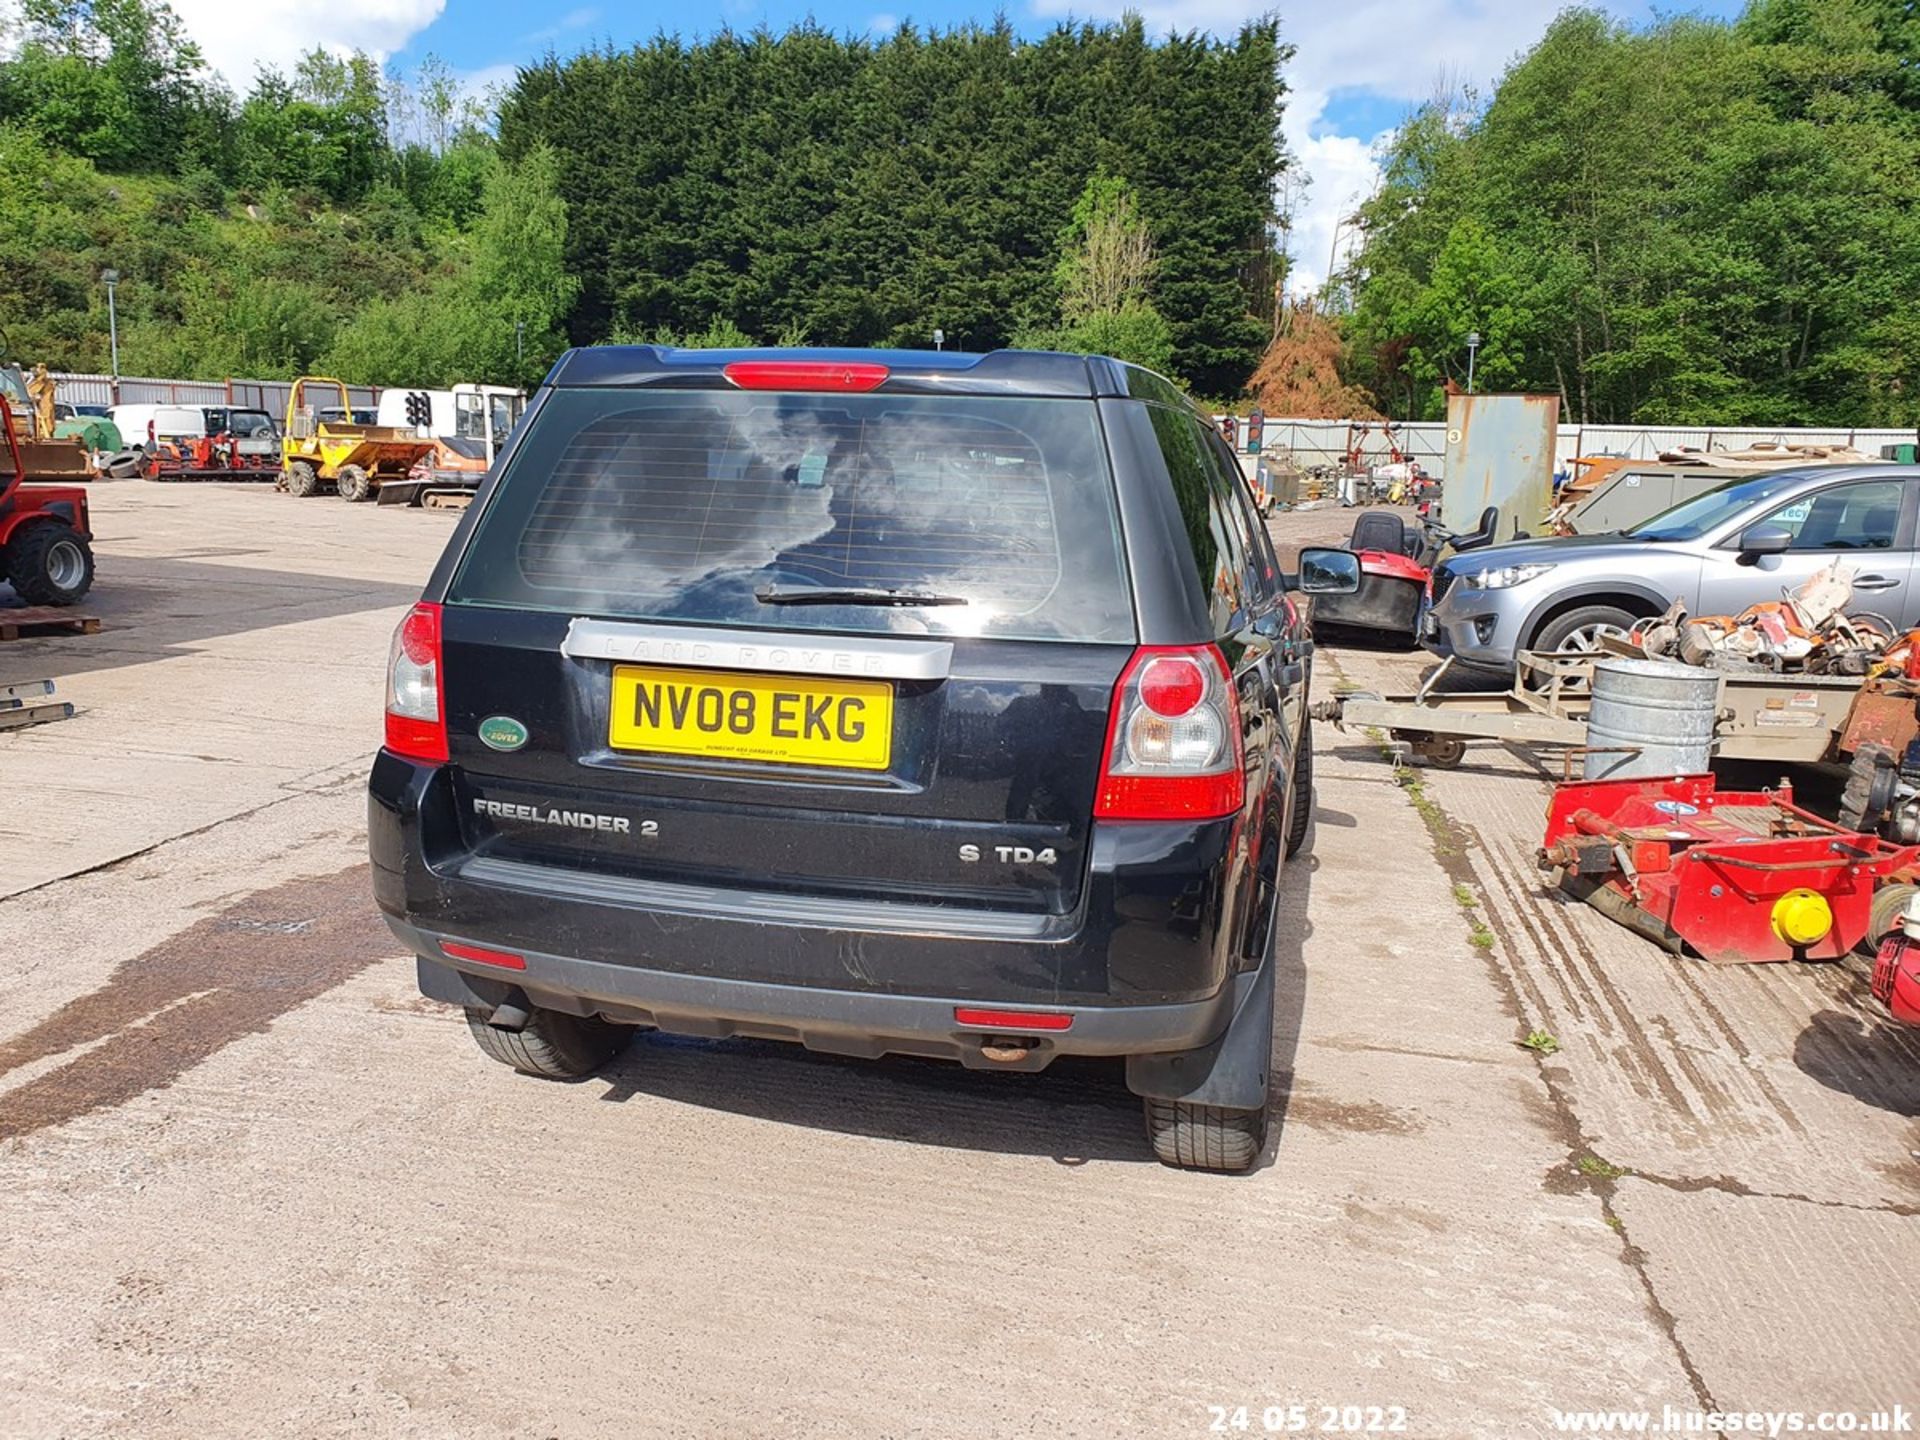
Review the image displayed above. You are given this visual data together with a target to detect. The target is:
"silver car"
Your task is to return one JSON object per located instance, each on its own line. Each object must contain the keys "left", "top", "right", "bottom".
{"left": 1424, "top": 465, "right": 1917, "bottom": 669}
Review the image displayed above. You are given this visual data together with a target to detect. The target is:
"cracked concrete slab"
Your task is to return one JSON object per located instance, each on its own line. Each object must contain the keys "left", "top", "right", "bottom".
{"left": 1612, "top": 1181, "right": 1920, "bottom": 1413}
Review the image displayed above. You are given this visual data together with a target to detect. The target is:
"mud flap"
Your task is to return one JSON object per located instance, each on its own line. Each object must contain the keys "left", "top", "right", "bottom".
{"left": 1124, "top": 953, "right": 1275, "bottom": 1112}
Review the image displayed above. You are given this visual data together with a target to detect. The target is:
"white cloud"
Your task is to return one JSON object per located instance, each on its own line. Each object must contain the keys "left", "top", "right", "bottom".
{"left": 867, "top": 13, "right": 900, "bottom": 34}
{"left": 1287, "top": 125, "right": 1383, "bottom": 296}
{"left": 1024, "top": 0, "right": 1630, "bottom": 294}
{"left": 166, "top": 0, "right": 446, "bottom": 92}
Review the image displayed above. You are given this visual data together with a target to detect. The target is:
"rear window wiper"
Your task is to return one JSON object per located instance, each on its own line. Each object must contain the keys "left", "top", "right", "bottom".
{"left": 754, "top": 584, "right": 971, "bottom": 608}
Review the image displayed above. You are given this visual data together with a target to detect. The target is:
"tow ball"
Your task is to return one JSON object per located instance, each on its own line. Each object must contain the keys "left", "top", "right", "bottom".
{"left": 1537, "top": 774, "right": 1920, "bottom": 964}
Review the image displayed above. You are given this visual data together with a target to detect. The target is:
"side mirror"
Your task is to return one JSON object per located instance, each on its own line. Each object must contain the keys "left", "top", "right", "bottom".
{"left": 1293, "top": 546, "right": 1361, "bottom": 595}
{"left": 1737, "top": 525, "right": 1792, "bottom": 560}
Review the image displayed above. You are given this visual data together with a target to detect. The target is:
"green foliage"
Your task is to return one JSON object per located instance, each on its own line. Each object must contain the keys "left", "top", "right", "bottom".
{"left": 1348, "top": 3, "right": 1920, "bottom": 425}
{"left": 323, "top": 147, "right": 578, "bottom": 387}
{"left": 500, "top": 20, "right": 1288, "bottom": 394}
{"left": 0, "top": 1, "right": 577, "bottom": 388}
{"left": 0, "top": 0, "right": 1286, "bottom": 395}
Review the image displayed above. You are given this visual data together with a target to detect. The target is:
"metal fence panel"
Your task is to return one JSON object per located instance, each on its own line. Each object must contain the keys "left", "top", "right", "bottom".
{"left": 1263, "top": 414, "right": 1920, "bottom": 481}
{"left": 50, "top": 371, "right": 380, "bottom": 418}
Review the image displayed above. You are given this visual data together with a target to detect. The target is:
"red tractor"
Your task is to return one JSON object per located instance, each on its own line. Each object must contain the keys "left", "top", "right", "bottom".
{"left": 0, "top": 392, "right": 95, "bottom": 606}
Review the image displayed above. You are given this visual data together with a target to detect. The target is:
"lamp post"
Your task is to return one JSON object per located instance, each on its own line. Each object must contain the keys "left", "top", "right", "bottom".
{"left": 514, "top": 320, "right": 525, "bottom": 367}
{"left": 1466, "top": 329, "right": 1482, "bottom": 395}
{"left": 101, "top": 268, "right": 120, "bottom": 393}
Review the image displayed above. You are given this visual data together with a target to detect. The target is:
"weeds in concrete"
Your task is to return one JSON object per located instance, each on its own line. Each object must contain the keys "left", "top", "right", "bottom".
{"left": 1577, "top": 1154, "right": 1628, "bottom": 1181}
{"left": 1521, "top": 1030, "right": 1560, "bottom": 1055}
{"left": 1451, "top": 880, "right": 1497, "bottom": 948}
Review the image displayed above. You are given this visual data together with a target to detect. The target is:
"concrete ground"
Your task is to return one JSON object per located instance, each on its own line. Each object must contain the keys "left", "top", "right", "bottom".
{"left": 0, "top": 486, "right": 1911, "bottom": 1438}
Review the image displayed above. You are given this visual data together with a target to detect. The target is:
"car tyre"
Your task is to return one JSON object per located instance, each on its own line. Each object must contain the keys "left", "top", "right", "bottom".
{"left": 1143, "top": 1098, "right": 1267, "bottom": 1172}
{"left": 1532, "top": 603, "right": 1639, "bottom": 656}
{"left": 6, "top": 521, "right": 95, "bottom": 606}
{"left": 463, "top": 1005, "right": 632, "bottom": 1079}
{"left": 283, "top": 460, "right": 319, "bottom": 497}
{"left": 1284, "top": 720, "right": 1314, "bottom": 859}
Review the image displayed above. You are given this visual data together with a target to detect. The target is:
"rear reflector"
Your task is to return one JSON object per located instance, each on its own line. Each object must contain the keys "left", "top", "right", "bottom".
{"left": 723, "top": 360, "right": 889, "bottom": 392}
{"left": 953, "top": 1007, "right": 1073, "bottom": 1032}
{"left": 442, "top": 941, "right": 526, "bottom": 971}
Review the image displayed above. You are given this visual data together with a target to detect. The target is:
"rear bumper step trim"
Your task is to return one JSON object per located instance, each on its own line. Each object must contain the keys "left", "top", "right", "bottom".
{"left": 453, "top": 853, "right": 1074, "bottom": 940}
{"left": 561, "top": 618, "right": 953, "bottom": 681}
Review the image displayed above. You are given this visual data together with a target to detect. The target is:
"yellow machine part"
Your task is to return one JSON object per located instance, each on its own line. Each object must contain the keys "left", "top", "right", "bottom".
{"left": 1770, "top": 889, "right": 1834, "bottom": 948}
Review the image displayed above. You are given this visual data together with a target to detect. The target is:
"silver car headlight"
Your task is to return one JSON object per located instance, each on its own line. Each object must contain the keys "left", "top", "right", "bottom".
{"left": 1458, "top": 562, "right": 1556, "bottom": 590}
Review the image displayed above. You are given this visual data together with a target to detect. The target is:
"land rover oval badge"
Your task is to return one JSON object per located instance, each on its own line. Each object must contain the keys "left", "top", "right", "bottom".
{"left": 478, "top": 715, "right": 529, "bottom": 752}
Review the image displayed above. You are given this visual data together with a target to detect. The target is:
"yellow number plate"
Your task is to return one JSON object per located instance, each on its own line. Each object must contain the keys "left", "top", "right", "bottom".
{"left": 608, "top": 666, "right": 894, "bottom": 770}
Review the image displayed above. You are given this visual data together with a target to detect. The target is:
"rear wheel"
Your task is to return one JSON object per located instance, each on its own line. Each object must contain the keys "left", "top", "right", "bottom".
{"left": 5, "top": 522, "right": 94, "bottom": 606}
{"left": 283, "top": 460, "right": 319, "bottom": 497}
{"left": 1285, "top": 720, "right": 1314, "bottom": 859}
{"left": 335, "top": 464, "right": 372, "bottom": 503}
{"left": 464, "top": 1005, "right": 633, "bottom": 1079}
{"left": 1143, "top": 1099, "right": 1268, "bottom": 1172}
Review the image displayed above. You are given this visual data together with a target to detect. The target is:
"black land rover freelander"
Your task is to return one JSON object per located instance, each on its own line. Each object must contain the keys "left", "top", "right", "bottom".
{"left": 369, "top": 346, "right": 1357, "bottom": 1171}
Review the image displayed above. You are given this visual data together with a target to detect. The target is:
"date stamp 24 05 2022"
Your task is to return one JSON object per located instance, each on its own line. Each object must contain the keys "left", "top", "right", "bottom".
{"left": 1205, "top": 1405, "right": 1411, "bottom": 1434}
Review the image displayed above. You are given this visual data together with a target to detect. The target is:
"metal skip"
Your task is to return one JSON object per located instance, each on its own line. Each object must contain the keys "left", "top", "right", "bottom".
{"left": 1440, "top": 393, "right": 1559, "bottom": 536}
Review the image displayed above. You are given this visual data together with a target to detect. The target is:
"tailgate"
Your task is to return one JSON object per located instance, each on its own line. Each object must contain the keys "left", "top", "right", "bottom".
{"left": 440, "top": 608, "right": 1126, "bottom": 916}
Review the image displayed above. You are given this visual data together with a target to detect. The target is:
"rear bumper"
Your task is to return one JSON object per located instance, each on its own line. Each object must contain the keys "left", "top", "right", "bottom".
{"left": 370, "top": 750, "right": 1245, "bottom": 1064}
{"left": 399, "top": 921, "right": 1245, "bottom": 1070}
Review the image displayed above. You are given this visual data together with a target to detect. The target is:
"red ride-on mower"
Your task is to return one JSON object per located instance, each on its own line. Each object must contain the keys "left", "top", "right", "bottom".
{"left": 0, "top": 394, "right": 95, "bottom": 606}
{"left": 1312, "top": 507, "right": 1501, "bottom": 646}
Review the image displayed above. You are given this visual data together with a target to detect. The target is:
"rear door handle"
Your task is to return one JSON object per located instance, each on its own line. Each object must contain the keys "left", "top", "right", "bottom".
{"left": 1855, "top": 575, "right": 1901, "bottom": 590}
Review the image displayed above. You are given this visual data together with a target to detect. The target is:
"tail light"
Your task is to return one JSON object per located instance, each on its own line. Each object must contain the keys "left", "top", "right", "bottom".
{"left": 385, "top": 601, "right": 447, "bottom": 762}
{"left": 1094, "top": 644, "right": 1245, "bottom": 820}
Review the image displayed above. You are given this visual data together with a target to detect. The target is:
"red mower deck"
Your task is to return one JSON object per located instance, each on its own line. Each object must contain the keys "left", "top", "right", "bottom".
{"left": 1538, "top": 773, "right": 1919, "bottom": 964}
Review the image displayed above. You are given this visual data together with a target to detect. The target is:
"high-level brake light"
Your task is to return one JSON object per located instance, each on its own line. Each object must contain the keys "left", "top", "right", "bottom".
{"left": 722, "top": 361, "right": 889, "bottom": 392}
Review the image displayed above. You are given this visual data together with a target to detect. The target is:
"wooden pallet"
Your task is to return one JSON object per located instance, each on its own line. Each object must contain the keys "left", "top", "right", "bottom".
{"left": 0, "top": 609, "right": 100, "bottom": 641}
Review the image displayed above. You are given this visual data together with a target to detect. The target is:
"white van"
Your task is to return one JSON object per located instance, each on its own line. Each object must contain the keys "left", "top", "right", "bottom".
{"left": 375, "top": 384, "right": 526, "bottom": 465}
{"left": 108, "top": 403, "right": 208, "bottom": 447}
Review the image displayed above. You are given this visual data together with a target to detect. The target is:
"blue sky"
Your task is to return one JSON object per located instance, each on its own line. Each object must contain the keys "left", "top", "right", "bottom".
{"left": 164, "top": 0, "right": 1747, "bottom": 292}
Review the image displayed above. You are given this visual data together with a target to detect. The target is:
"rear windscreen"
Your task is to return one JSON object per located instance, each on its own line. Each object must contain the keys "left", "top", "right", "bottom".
{"left": 449, "top": 389, "right": 1135, "bottom": 642}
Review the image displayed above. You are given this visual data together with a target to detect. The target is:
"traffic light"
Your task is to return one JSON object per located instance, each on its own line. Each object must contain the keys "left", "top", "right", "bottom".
{"left": 404, "top": 391, "right": 430, "bottom": 429}
{"left": 1218, "top": 414, "right": 1237, "bottom": 448}
{"left": 1245, "top": 409, "right": 1264, "bottom": 454}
